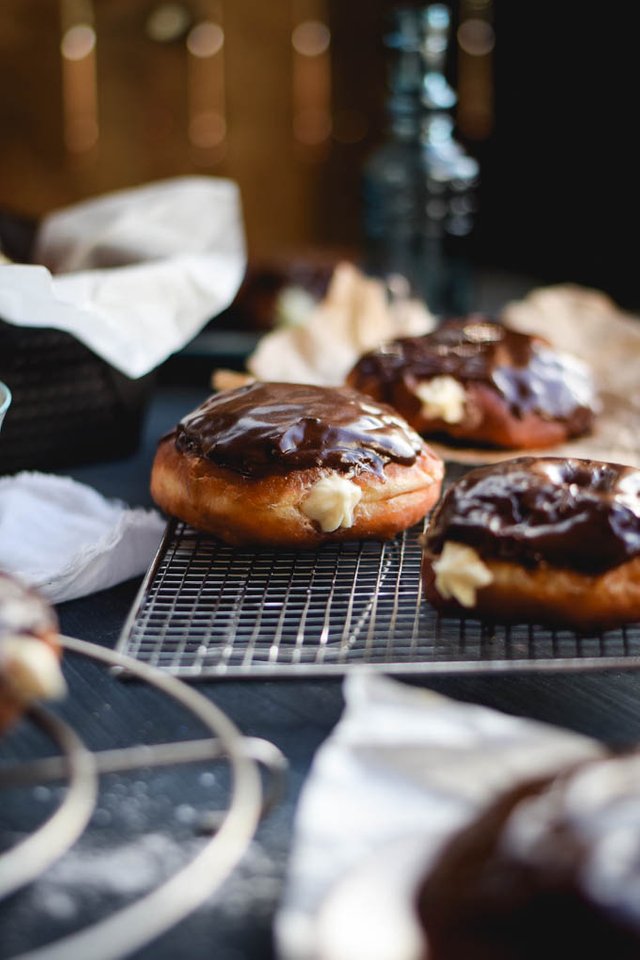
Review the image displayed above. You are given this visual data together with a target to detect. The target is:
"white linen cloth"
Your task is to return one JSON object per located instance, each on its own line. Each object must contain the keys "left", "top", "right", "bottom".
{"left": 0, "top": 472, "right": 165, "bottom": 603}
{"left": 0, "top": 176, "right": 246, "bottom": 379}
{"left": 275, "top": 674, "right": 604, "bottom": 960}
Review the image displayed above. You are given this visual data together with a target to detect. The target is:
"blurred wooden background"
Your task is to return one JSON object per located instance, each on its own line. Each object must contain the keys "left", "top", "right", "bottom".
{"left": 0, "top": 0, "right": 396, "bottom": 259}
{"left": 0, "top": 1, "right": 636, "bottom": 308}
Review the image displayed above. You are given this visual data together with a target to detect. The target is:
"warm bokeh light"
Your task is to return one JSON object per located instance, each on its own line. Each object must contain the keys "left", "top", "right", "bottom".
{"left": 293, "top": 107, "right": 332, "bottom": 145}
{"left": 60, "top": 14, "right": 98, "bottom": 153}
{"left": 187, "top": 21, "right": 224, "bottom": 58}
{"left": 457, "top": 18, "right": 495, "bottom": 56}
{"left": 291, "top": 12, "right": 331, "bottom": 152}
{"left": 291, "top": 20, "right": 330, "bottom": 57}
{"left": 145, "top": 2, "right": 192, "bottom": 43}
{"left": 60, "top": 23, "right": 95, "bottom": 60}
{"left": 187, "top": 17, "right": 226, "bottom": 164}
{"left": 456, "top": 0, "right": 495, "bottom": 140}
{"left": 189, "top": 110, "right": 226, "bottom": 147}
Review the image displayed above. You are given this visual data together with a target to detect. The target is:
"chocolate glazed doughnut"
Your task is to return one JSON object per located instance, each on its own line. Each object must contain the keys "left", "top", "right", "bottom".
{"left": 417, "top": 751, "right": 640, "bottom": 960}
{"left": 0, "top": 571, "right": 65, "bottom": 733}
{"left": 421, "top": 457, "right": 640, "bottom": 631}
{"left": 346, "top": 317, "right": 597, "bottom": 449}
{"left": 150, "top": 382, "right": 444, "bottom": 547}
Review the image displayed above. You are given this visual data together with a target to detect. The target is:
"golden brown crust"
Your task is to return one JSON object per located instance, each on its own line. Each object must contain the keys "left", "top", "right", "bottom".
{"left": 422, "top": 549, "right": 640, "bottom": 632}
{"left": 151, "top": 436, "right": 444, "bottom": 547}
{"left": 420, "top": 382, "right": 574, "bottom": 449}
{"left": 346, "top": 374, "right": 574, "bottom": 450}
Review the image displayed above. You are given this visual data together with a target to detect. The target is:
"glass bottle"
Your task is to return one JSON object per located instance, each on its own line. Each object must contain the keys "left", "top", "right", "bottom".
{"left": 362, "top": 4, "right": 479, "bottom": 315}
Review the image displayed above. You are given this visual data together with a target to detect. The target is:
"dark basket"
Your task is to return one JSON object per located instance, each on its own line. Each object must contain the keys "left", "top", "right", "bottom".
{"left": 0, "top": 210, "right": 153, "bottom": 474}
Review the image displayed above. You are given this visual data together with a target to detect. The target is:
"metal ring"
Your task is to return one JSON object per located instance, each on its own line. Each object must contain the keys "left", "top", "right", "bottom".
{"left": 4, "top": 635, "right": 286, "bottom": 960}
{"left": 0, "top": 707, "right": 98, "bottom": 900}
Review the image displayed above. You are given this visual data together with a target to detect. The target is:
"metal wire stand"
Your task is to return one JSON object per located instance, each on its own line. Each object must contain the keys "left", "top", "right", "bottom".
{"left": 117, "top": 520, "right": 640, "bottom": 677}
{"left": 0, "top": 635, "right": 286, "bottom": 960}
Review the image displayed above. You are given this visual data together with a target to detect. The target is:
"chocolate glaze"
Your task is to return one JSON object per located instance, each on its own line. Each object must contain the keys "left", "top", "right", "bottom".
{"left": 424, "top": 457, "right": 640, "bottom": 574}
{"left": 173, "top": 382, "right": 423, "bottom": 478}
{"left": 418, "top": 751, "right": 640, "bottom": 959}
{"left": 498, "top": 753, "right": 640, "bottom": 937}
{"left": 350, "top": 317, "right": 596, "bottom": 431}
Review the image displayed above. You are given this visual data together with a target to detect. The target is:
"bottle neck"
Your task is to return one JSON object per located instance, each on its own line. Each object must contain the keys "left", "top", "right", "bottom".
{"left": 383, "top": 5, "right": 458, "bottom": 145}
{"left": 384, "top": 101, "right": 457, "bottom": 150}
{"left": 385, "top": 103, "right": 423, "bottom": 142}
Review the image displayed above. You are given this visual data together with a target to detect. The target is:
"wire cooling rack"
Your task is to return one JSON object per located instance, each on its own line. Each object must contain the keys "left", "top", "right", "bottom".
{"left": 117, "top": 519, "right": 640, "bottom": 676}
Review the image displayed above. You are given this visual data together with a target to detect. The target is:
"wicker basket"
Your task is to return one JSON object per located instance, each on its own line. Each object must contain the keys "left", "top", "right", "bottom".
{"left": 0, "top": 210, "right": 153, "bottom": 474}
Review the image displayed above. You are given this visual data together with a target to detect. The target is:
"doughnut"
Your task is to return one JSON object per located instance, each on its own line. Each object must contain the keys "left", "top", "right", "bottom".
{"left": 150, "top": 381, "right": 444, "bottom": 547}
{"left": 0, "top": 571, "right": 66, "bottom": 733}
{"left": 346, "top": 316, "right": 597, "bottom": 449}
{"left": 417, "top": 750, "right": 640, "bottom": 959}
{"left": 421, "top": 456, "right": 640, "bottom": 631}
{"left": 219, "top": 253, "right": 334, "bottom": 332}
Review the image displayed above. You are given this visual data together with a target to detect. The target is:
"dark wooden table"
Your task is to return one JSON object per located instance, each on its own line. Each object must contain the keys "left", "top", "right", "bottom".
{"left": 3, "top": 274, "right": 640, "bottom": 960}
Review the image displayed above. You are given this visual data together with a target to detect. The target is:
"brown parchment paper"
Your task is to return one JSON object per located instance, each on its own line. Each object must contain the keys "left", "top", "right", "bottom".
{"left": 212, "top": 262, "right": 435, "bottom": 392}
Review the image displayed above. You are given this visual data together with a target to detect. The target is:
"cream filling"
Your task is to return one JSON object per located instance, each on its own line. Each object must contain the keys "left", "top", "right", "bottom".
{"left": 1, "top": 636, "right": 67, "bottom": 702}
{"left": 432, "top": 541, "right": 494, "bottom": 607}
{"left": 414, "top": 375, "right": 467, "bottom": 423}
{"left": 302, "top": 476, "right": 363, "bottom": 533}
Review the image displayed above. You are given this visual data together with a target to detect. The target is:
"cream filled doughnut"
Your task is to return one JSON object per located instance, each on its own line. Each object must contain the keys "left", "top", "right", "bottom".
{"left": 151, "top": 381, "right": 444, "bottom": 547}
{"left": 421, "top": 456, "right": 640, "bottom": 630}
{"left": 346, "top": 317, "right": 597, "bottom": 449}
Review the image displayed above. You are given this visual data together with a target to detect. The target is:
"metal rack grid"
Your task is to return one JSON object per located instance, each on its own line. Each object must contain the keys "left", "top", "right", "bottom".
{"left": 118, "top": 519, "right": 640, "bottom": 676}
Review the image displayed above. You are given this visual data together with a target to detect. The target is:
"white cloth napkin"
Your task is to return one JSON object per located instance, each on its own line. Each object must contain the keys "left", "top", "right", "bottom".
{"left": 0, "top": 472, "right": 165, "bottom": 603}
{"left": 0, "top": 176, "right": 246, "bottom": 379}
{"left": 275, "top": 674, "right": 604, "bottom": 960}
